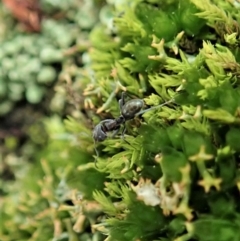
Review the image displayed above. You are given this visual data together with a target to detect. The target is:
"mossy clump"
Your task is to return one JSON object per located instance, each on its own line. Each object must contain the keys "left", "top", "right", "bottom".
{"left": 1, "top": 0, "right": 240, "bottom": 241}
{"left": 0, "top": 0, "right": 100, "bottom": 115}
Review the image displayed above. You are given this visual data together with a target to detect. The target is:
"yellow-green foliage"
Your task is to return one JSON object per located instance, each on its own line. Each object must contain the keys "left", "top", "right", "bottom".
{"left": 1, "top": 0, "right": 240, "bottom": 241}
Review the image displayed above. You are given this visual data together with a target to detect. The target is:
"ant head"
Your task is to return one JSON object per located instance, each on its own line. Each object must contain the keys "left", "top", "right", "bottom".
{"left": 93, "top": 123, "right": 107, "bottom": 142}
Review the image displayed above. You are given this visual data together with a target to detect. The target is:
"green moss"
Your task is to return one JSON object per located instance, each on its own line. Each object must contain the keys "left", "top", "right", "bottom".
{"left": 2, "top": 0, "right": 240, "bottom": 241}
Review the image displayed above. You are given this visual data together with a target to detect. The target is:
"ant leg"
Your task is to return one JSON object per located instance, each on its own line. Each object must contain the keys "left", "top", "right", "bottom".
{"left": 93, "top": 140, "right": 99, "bottom": 167}
{"left": 121, "top": 123, "right": 131, "bottom": 145}
{"left": 136, "top": 99, "right": 174, "bottom": 116}
{"left": 111, "top": 127, "right": 120, "bottom": 138}
{"left": 110, "top": 124, "right": 130, "bottom": 145}
{"left": 119, "top": 91, "right": 126, "bottom": 111}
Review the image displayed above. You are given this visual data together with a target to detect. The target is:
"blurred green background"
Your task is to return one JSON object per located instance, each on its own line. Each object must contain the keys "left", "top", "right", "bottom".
{"left": 1, "top": 1, "right": 240, "bottom": 241}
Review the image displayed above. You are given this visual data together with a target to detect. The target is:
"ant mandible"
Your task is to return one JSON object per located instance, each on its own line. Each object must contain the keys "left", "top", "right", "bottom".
{"left": 92, "top": 92, "right": 173, "bottom": 161}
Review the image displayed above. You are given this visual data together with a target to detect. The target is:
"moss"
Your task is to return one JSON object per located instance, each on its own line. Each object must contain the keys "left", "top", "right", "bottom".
{"left": 2, "top": 0, "right": 240, "bottom": 241}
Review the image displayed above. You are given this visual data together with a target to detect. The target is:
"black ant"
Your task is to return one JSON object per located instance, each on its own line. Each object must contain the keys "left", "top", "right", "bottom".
{"left": 93, "top": 92, "right": 173, "bottom": 162}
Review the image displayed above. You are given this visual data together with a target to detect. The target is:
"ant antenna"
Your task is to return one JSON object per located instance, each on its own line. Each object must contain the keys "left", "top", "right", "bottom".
{"left": 136, "top": 98, "right": 174, "bottom": 116}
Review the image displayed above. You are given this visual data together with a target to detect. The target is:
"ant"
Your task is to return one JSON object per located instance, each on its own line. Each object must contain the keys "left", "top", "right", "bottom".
{"left": 93, "top": 92, "right": 173, "bottom": 162}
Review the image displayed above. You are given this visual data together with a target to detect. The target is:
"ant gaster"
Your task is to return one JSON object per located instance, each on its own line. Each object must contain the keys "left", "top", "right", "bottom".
{"left": 93, "top": 92, "right": 173, "bottom": 161}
